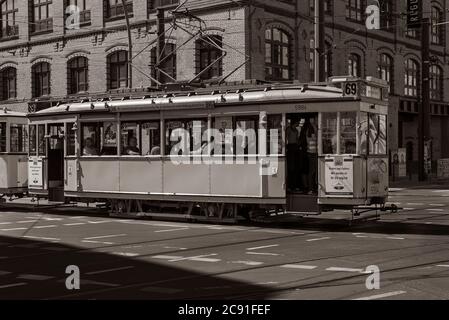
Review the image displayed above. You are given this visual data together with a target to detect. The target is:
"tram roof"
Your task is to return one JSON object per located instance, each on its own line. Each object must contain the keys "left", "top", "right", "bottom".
{"left": 30, "top": 84, "right": 352, "bottom": 117}
{"left": 0, "top": 108, "right": 26, "bottom": 118}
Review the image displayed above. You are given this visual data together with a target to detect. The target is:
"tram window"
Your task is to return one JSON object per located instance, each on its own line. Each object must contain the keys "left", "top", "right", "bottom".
{"left": 359, "top": 112, "right": 368, "bottom": 155}
{"left": 267, "top": 115, "right": 283, "bottom": 155}
{"left": 213, "top": 117, "right": 234, "bottom": 156}
{"left": 165, "top": 119, "right": 207, "bottom": 156}
{"left": 38, "top": 124, "right": 46, "bottom": 156}
{"left": 29, "top": 125, "right": 37, "bottom": 156}
{"left": 141, "top": 122, "right": 160, "bottom": 156}
{"left": 48, "top": 125, "right": 64, "bottom": 151}
{"left": 121, "top": 122, "right": 141, "bottom": 156}
{"left": 66, "top": 123, "right": 76, "bottom": 156}
{"left": 369, "top": 114, "right": 387, "bottom": 155}
{"left": 102, "top": 122, "right": 118, "bottom": 155}
{"left": 0, "top": 122, "right": 6, "bottom": 153}
{"left": 10, "top": 124, "right": 28, "bottom": 153}
{"left": 340, "top": 112, "right": 357, "bottom": 154}
{"left": 235, "top": 117, "right": 258, "bottom": 156}
{"left": 81, "top": 123, "right": 100, "bottom": 156}
{"left": 321, "top": 113, "right": 338, "bottom": 154}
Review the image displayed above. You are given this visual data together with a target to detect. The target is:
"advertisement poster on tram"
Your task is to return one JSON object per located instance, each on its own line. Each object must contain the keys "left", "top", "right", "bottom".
{"left": 367, "top": 158, "right": 389, "bottom": 197}
{"left": 324, "top": 157, "right": 354, "bottom": 196}
{"left": 28, "top": 158, "right": 43, "bottom": 188}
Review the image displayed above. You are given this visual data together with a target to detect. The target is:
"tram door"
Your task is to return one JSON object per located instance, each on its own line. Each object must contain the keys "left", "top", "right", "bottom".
{"left": 47, "top": 124, "right": 65, "bottom": 202}
{"left": 285, "top": 113, "right": 319, "bottom": 212}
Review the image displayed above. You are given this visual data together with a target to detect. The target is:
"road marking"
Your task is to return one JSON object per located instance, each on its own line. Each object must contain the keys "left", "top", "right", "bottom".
{"left": 247, "top": 244, "right": 279, "bottom": 251}
{"left": 81, "top": 280, "right": 120, "bottom": 287}
{"left": 87, "top": 221, "right": 111, "bottom": 224}
{"left": 429, "top": 204, "right": 445, "bottom": 207}
{"left": 64, "top": 223, "right": 86, "bottom": 226}
{"left": 0, "top": 270, "right": 12, "bottom": 276}
{"left": 436, "top": 264, "right": 449, "bottom": 268}
{"left": 231, "top": 261, "right": 264, "bottom": 266}
{"left": 353, "top": 290, "right": 407, "bottom": 300}
{"left": 0, "top": 283, "right": 27, "bottom": 290}
{"left": 426, "top": 209, "right": 445, "bottom": 212}
{"left": 42, "top": 217, "right": 63, "bottom": 221}
{"left": 23, "top": 235, "right": 60, "bottom": 242}
{"left": 0, "top": 222, "right": 12, "bottom": 225}
{"left": 386, "top": 237, "right": 405, "bottom": 240}
{"left": 33, "top": 225, "right": 57, "bottom": 229}
{"left": 152, "top": 255, "right": 183, "bottom": 260}
{"left": 82, "top": 240, "right": 114, "bottom": 245}
{"left": 84, "top": 234, "right": 126, "bottom": 240}
{"left": 281, "top": 264, "right": 318, "bottom": 270}
{"left": 163, "top": 246, "right": 187, "bottom": 250}
{"left": 307, "top": 237, "right": 331, "bottom": 242}
{"left": 18, "top": 274, "right": 54, "bottom": 281}
{"left": 246, "top": 252, "right": 280, "bottom": 256}
{"left": 112, "top": 252, "right": 139, "bottom": 257}
{"left": 326, "top": 267, "right": 366, "bottom": 273}
{"left": 1, "top": 227, "right": 27, "bottom": 231}
{"left": 407, "top": 203, "right": 424, "bottom": 206}
{"left": 154, "top": 228, "right": 189, "bottom": 233}
{"left": 169, "top": 254, "right": 220, "bottom": 263}
{"left": 86, "top": 266, "right": 135, "bottom": 275}
{"left": 70, "top": 216, "right": 87, "bottom": 219}
{"left": 16, "top": 220, "right": 38, "bottom": 224}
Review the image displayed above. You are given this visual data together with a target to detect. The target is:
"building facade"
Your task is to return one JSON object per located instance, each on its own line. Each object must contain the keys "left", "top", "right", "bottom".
{"left": 0, "top": 0, "right": 448, "bottom": 176}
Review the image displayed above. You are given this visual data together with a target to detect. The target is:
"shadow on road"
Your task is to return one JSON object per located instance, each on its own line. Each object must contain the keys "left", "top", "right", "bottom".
{"left": 0, "top": 234, "right": 273, "bottom": 300}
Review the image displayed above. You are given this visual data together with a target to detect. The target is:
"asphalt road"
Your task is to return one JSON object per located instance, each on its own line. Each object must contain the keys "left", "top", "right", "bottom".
{"left": 0, "top": 186, "right": 449, "bottom": 300}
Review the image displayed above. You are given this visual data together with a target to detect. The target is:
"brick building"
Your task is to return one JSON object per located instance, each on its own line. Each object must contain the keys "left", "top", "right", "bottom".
{"left": 0, "top": 0, "right": 448, "bottom": 174}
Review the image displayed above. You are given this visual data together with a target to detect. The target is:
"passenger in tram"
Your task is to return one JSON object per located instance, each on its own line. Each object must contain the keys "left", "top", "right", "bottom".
{"left": 124, "top": 137, "right": 141, "bottom": 155}
{"left": 286, "top": 119, "right": 300, "bottom": 191}
{"left": 298, "top": 120, "right": 310, "bottom": 193}
{"left": 150, "top": 145, "right": 161, "bottom": 156}
{"left": 304, "top": 117, "right": 318, "bottom": 194}
{"left": 83, "top": 137, "right": 99, "bottom": 156}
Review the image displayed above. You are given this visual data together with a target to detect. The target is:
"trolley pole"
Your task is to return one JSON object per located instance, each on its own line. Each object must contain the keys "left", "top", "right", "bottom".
{"left": 314, "top": 0, "right": 325, "bottom": 83}
{"left": 122, "top": 0, "right": 133, "bottom": 89}
{"left": 156, "top": 8, "right": 166, "bottom": 85}
{"left": 419, "top": 18, "right": 431, "bottom": 181}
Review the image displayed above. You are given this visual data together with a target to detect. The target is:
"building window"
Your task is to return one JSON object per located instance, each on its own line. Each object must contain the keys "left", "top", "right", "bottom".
{"left": 346, "top": 0, "right": 364, "bottom": 22}
{"left": 196, "top": 35, "right": 223, "bottom": 81}
{"left": 65, "top": 0, "right": 91, "bottom": 24}
{"left": 265, "top": 27, "right": 291, "bottom": 81}
{"left": 150, "top": 43, "right": 177, "bottom": 85}
{"left": 32, "top": 62, "right": 51, "bottom": 97}
{"left": 31, "top": 0, "right": 53, "bottom": 33}
{"left": 107, "top": 50, "right": 128, "bottom": 90}
{"left": 431, "top": 6, "right": 444, "bottom": 45}
{"left": 380, "top": 0, "right": 393, "bottom": 30}
{"left": 148, "top": 0, "right": 179, "bottom": 10}
{"left": 348, "top": 53, "right": 361, "bottom": 77}
{"left": 430, "top": 65, "right": 443, "bottom": 101}
{"left": 309, "top": 0, "right": 333, "bottom": 15}
{"left": 0, "top": 67, "right": 16, "bottom": 100}
{"left": 105, "top": 0, "right": 132, "bottom": 19}
{"left": 0, "top": 0, "right": 18, "bottom": 39}
{"left": 68, "top": 56, "right": 88, "bottom": 94}
{"left": 404, "top": 59, "right": 419, "bottom": 97}
{"left": 377, "top": 53, "right": 393, "bottom": 92}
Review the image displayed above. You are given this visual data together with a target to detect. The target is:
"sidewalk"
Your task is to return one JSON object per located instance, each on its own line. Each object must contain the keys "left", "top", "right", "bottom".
{"left": 390, "top": 177, "right": 449, "bottom": 189}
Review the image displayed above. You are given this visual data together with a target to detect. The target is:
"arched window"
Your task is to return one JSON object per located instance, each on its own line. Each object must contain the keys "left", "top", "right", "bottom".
{"left": 404, "top": 59, "right": 419, "bottom": 97}
{"left": 265, "top": 27, "right": 291, "bottom": 81}
{"left": 348, "top": 53, "right": 361, "bottom": 77}
{"left": 0, "top": 67, "right": 16, "bottom": 100}
{"left": 107, "top": 50, "right": 128, "bottom": 90}
{"left": 195, "top": 35, "right": 223, "bottom": 81}
{"left": 377, "top": 53, "right": 393, "bottom": 92}
{"left": 430, "top": 65, "right": 443, "bottom": 101}
{"left": 32, "top": 62, "right": 51, "bottom": 97}
{"left": 68, "top": 56, "right": 88, "bottom": 94}
{"left": 431, "top": 6, "right": 444, "bottom": 45}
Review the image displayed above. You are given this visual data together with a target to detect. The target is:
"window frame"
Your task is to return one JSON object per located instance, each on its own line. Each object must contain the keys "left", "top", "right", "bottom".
{"left": 0, "top": 0, "right": 18, "bottom": 39}
{"left": 265, "top": 27, "right": 292, "bottom": 82}
{"left": 68, "top": 56, "right": 89, "bottom": 94}
{"left": 32, "top": 62, "right": 51, "bottom": 98}
{"left": 107, "top": 50, "right": 128, "bottom": 90}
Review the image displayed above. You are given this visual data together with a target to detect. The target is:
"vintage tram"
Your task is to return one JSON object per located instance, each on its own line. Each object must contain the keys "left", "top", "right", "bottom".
{"left": 26, "top": 76, "right": 390, "bottom": 221}
{"left": 0, "top": 108, "right": 28, "bottom": 201}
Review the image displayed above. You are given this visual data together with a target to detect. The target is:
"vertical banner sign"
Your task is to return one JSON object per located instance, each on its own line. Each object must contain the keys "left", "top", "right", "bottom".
{"left": 407, "top": 0, "right": 422, "bottom": 29}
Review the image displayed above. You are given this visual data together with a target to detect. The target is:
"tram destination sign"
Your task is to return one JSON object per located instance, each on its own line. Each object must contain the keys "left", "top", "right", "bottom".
{"left": 407, "top": 0, "right": 422, "bottom": 29}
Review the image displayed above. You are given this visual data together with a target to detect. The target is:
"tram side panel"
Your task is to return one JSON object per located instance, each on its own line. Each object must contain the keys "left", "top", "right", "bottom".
{"left": 0, "top": 155, "right": 28, "bottom": 194}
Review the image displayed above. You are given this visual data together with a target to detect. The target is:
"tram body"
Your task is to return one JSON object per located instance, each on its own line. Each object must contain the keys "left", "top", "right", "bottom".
{"left": 0, "top": 108, "right": 28, "bottom": 199}
{"left": 27, "top": 77, "right": 389, "bottom": 220}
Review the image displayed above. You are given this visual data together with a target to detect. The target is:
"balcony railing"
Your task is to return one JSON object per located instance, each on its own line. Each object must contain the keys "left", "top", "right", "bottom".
{"left": 32, "top": 18, "right": 53, "bottom": 34}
